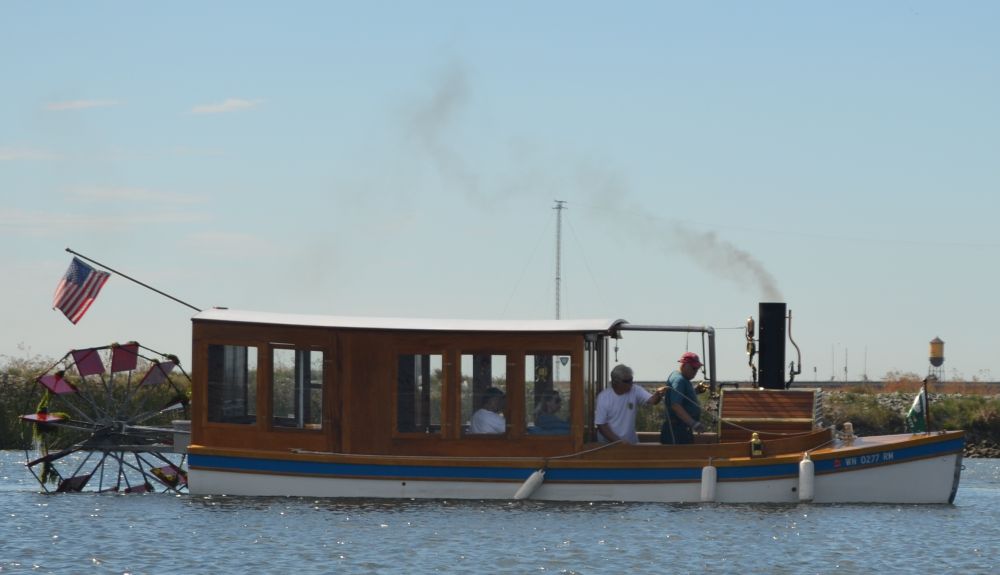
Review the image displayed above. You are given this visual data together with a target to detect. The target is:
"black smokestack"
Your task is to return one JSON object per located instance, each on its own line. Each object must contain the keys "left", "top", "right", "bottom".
{"left": 758, "top": 302, "right": 786, "bottom": 390}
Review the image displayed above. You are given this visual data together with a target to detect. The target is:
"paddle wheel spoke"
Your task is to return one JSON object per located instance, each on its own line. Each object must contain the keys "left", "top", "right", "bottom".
{"left": 21, "top": 342, "right": 191, "bottom": 494}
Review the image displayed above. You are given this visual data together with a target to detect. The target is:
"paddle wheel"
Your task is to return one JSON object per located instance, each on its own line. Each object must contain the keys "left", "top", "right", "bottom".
{"left": 21, "top": 342, "right": 191, "bottom": 494}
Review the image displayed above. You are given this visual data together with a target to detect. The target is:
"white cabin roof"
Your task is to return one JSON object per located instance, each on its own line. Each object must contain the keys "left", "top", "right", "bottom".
{"left": 193, "top": 308, "right": 626, "bottom": 334}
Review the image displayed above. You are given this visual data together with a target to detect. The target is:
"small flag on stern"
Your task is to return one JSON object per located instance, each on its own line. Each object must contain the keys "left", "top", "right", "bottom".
{"left": 906, "top": 388, "right": 927, "bottom": 433}
{"left": 53, "top": 257, "right": 110, "bottom": 324}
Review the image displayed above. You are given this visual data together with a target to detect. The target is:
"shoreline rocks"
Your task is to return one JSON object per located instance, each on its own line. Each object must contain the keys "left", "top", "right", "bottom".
{"left": 964, "top": 440, "right": 1000, "bottom": 458}
{"left": 824, "top": 391, "right": 1000, "bottom": 458}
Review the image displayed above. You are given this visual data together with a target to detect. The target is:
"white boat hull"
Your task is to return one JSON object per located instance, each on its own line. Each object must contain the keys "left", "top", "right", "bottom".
{"left": 189, "top": 434, "right": 963, "bottom": 504}
{"left": 812, "top": 453, "right": 961, "bottom": 504}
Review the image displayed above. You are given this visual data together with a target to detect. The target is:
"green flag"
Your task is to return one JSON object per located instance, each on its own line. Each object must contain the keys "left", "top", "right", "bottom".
{"left": 906, "top": 388, "right": 927, "bottom": 432}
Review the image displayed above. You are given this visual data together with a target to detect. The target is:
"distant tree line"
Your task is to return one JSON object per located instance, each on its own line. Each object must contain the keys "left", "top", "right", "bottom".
{"left": 1, "top": 354, "right": 189, "bottom": 450}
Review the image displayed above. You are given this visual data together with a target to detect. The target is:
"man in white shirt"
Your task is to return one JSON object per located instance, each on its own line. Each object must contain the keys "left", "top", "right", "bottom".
{"left": 469, "top": 387, "right": 506, "bottom": 434}
{"left": 595, "top": 364, "right": 666, "bottom": 444}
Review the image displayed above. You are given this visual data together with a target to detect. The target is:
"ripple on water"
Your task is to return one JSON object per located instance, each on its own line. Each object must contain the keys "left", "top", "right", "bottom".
{"left": 0, "top": 454, "right": 998, "bottom": 574}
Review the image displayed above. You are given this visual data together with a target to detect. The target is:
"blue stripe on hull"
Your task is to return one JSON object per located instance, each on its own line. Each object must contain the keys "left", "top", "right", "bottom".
{"left": 189, "top": 436, "right": 962, "bottom": 484}
{"left": 189, "top": 455, "right": 534, "bottom": 481}
{"left": 190, "top": 454, "right": 708, "bottom": 482}
{"left": 545, "top": 468, "right": 700, "bottom": 481}
{"left": 717, "top": 463, "right": 799, "bottom": 480}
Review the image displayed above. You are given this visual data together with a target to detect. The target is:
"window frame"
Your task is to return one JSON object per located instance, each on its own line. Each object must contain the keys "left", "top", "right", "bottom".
{"left": 459, "top": 352, "right": 511, "bottom": 437}
{"left": 393, "top": 350, "right": 447, "bottom": 438}
{"left": 205, "top": 342, "right": 260, "bottom": 426}
{"left": 524, "top": 350, "right": 575, "bottom": 438}
{"left": 269, "top": 344, "right": 325, "bottom": 432}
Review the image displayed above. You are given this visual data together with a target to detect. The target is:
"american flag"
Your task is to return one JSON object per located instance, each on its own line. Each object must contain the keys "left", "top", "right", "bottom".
{"left": 53, "top": 257, "right": 110, "bottom": 324}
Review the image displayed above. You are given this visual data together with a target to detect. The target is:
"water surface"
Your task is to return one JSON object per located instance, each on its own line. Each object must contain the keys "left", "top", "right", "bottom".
{"left": 1, "top": 452, "right": 997, "bottom": 574}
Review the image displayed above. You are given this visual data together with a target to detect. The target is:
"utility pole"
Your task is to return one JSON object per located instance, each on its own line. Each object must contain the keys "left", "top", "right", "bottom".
{"left": 553, "top": 200, "right": 567, "bottom": 320}
{"left": 830, "top": 344, "right": 835, "bottom": 381}
{"left": 864, "top": 346, "right": 868, "bottom": 381}
{"left": 844, "top": 348, "right": 849, "bottom": 382}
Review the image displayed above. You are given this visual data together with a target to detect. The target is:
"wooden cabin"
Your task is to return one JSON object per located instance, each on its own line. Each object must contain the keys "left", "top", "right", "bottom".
{"left": 190, "top": 310, "right": 722, "bottom": 458}
{"left": 190, "top": 309, "right": 704, "bottom": 458}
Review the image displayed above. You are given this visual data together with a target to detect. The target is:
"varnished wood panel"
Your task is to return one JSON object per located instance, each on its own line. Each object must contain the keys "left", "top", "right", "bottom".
{"left": 192, "top": 318, "right": 587, "bottom": 458}
{"left": 191, "top": 319, "right": 336, "bottom": 452}
{"left": 719, "top": 388, "right": 819, "bottom": 443}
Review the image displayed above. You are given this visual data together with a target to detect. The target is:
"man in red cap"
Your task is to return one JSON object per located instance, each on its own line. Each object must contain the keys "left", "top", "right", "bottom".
{"left": 660, "top": 351, "right": 705, "bottom": 444}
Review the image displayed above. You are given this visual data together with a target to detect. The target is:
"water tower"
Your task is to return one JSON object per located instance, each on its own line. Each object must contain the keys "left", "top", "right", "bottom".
{"left": 928, "top": 337, "right": 944, "bottom": 380}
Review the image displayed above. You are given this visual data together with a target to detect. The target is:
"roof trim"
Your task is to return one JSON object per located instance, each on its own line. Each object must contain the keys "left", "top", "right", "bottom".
{"left": 193, "top": 308, "right": 626, "bottom": 334}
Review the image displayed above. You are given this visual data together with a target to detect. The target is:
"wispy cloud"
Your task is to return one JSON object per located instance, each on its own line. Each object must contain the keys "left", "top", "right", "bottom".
{"left": 66, "top": 186, "right": 206, "bottom": 205}
{"left": 0, "top": 146, "right": 59, "bottom": 161}
{"left": 180, "top": 231, "right": 278, "bottom": 258}
{"left": 190, "top": 98, "right": 264, "bottom": 115}
{"left": 0, "top": 208, "right": 208, "bottom": 237}
{"left": 44, "top": 99, "right": 120, "bottom": 111}
{"left": 171, "top": 146, "right": 226, "bottom": 158}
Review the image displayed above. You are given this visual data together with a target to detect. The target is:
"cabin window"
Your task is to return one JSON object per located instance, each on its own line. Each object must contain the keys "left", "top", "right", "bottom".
{"left": 272, "top": 348, "right": 323, "bottom": 430}
{"left": 207, "top": 344, "right": 258, "bottom": 424}
{"left": 526, "top": 354, "right": 572, "bottom": 435}
{"left": 397, "top": 354, "right": 443, "bottom": 434}
{"left": 462, "top": 354, "right": 507, "bottom": 435}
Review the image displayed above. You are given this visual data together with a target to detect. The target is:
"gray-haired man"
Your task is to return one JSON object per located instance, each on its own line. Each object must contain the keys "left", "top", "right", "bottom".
{"left": 595, "top": 364, "right": 666, "bottom": 444}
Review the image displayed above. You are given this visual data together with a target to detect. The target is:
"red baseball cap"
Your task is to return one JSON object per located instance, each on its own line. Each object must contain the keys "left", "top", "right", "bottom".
{"left": 678, "top": 352, "right": 703, "bottom": 368}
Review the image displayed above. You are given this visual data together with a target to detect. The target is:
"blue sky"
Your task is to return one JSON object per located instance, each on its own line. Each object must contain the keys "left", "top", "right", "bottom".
{"left": 3, "top": 1, "right": 998, "bottom": 383}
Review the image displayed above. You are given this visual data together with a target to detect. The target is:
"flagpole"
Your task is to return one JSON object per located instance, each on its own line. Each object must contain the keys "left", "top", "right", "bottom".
{"left": 65, "top": 248, "right": 203, "bottom": 313}
{"left": 923, "top": 376, "right": 931, "bottom": 432}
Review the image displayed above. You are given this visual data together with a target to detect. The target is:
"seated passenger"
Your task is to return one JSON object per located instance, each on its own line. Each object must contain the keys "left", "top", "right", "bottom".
{"left": 530, "top": 390, "right": 570, "bottom": 435}
{"left": 469, "top": 387, "right": 506, "bottom": 434}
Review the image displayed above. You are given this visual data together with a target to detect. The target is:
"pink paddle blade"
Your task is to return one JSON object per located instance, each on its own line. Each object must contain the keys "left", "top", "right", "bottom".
{"left": 71, "top": 348, "right": 105, "bottom": 377}
{"left": 110, "top": 342, "right": 139, "bottom": 373}
{"left": 38, "top": 373, "right": 78, "bottom": 394}
{"left": 139, "top": 361, "right": 177, "bottom": 386}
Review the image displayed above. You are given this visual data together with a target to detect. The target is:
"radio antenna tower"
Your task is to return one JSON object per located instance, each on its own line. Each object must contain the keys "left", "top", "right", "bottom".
{"left": 553, "top": 200, "right": 567, "bottom": 319}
